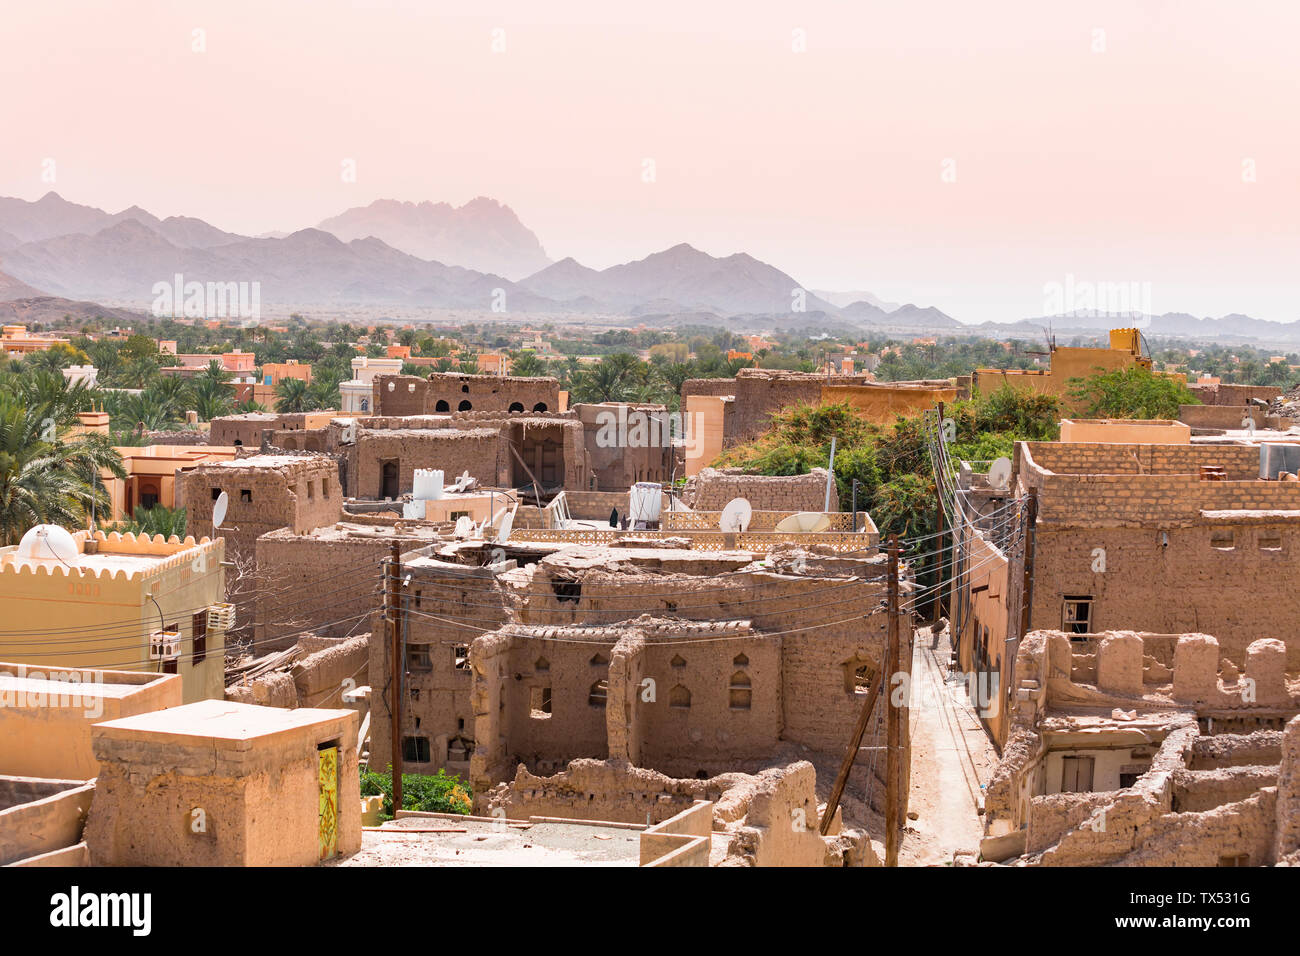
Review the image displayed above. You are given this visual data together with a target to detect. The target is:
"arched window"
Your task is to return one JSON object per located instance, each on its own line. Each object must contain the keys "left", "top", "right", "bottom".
{"left": 458, "top": 400, "right": 472, "bottom": 411}
{"left": 360, "top": 398, "right": 369, "bottom": 412}
{"left": 670, "top": 654, "right": 686, "bottom": 669}
{"left": 435, "top": 400, "right": 450, "bottom": 412}
{"left": 532, "top": 402, "right": 548, "bottom": 412}
{"left": 589, "top": 652, "right": 608, "bottom": 667}
{"left": 534, "top": 656, "right": 550, "bottom": 673}
{"left": 669, "top": 684, "right": 691, "bottom": 709}
{"left": 509, "top": 401, "right": 525, "bottom": 413}
{"left": 733, "top": 653, "right": 749, "bottom": 667}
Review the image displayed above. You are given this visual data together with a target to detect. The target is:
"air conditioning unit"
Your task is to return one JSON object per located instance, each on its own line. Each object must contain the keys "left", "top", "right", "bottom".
{"left": 150, "top": 629, "right": 181, "bottom": 660}
{"left": 206, "top": 603, "right": 236, "bottom": 631}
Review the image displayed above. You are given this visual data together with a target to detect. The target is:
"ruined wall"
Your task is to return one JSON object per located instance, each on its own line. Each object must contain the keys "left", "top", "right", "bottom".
{"left": 1190, "top": 383, "right": 1282, "bottom": 406}
{"left": 576, "top": 403, "right": 675, "bottom": 490}
{"left": 688, "top": 467, "right": 837, "bottom": 512}
{"left": 721, "top": 761, "right": 874, "bottom": 867}
{"left": 680, "top": 370, "right": 835, "bottom": 447}
{"left": 372, "top": 373, "right": 560, "bottom": 417}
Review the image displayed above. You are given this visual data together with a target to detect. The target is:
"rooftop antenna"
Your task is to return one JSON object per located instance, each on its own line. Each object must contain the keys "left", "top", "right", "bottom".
{"left": 719, "top": 497, "right": 752, "bottom": 533}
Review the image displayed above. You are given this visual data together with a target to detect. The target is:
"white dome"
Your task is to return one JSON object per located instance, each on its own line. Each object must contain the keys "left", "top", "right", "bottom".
{"left": 16, "top": 524, "right": 80, "bottom": 565}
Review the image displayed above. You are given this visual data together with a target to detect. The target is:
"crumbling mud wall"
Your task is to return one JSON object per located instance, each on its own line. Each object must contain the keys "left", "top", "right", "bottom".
{"left": 226, "top": 635, "right": 370, "bottom": 710}
{"left": 481, "top": 757, "right": 876, "bottom": 866}
{"left": 983, "top": 629, "right": 1300, "bottom": 866}
{"left": 720, "top": 761, "right": 876, "bottom": 867}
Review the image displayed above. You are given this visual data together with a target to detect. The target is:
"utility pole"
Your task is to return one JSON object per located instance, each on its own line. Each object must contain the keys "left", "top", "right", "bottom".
{"left": 885, "top": 534, "right": 901, "bottom": 866}
{"left": 934, "top": 401, "right": 947, "bottom": 624}
{"left": 1010, "top": 487, "right": 1038, "bottom": 720}
{"left": 387, "top": 541, "right": 404, "bottom": 814}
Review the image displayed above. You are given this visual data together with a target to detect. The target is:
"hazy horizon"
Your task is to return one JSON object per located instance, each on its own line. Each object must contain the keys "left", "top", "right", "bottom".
{"left": 3, "top": 0, "right": 1296, "bottom": 324}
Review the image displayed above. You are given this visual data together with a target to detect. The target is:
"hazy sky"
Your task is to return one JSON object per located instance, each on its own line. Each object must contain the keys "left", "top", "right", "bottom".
{"left": 2, "top": 1, "right": 1296, "bottom": 323}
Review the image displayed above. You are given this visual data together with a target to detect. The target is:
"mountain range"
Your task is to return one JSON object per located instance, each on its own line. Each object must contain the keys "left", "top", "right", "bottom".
{"left": 0, "top": 192, "right": 1295, "bottom": 340}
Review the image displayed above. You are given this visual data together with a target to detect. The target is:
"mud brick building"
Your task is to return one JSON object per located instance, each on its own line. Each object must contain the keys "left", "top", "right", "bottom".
{"left": 576, "top": 402, "right": 677, "bottom": 489}
{"left": 181, "top": 454, "right": 343, "bottom": 563}
{"left": 1013, "top": 440, "right": 1300, "bottom": 670}
{"left": 209, "top": 411, "right": 339, "bottom": 449}
{"left": 371, "top": 372, "right": 560, "bottom": 417}
{"left": 368, "top": 541, "right": 907, "bottom": 817}
{"left": 981, "top": 629, "right": 1300, "bottom": 866}
{"left": 254, "top": 520, "right": 446, "bottom": 648}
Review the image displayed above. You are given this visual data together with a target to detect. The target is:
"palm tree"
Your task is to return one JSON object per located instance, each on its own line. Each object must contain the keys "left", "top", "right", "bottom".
{"left": 511, "top": 353, "right": 546, "bottom": 378}
{"left": 0, "top": 393, "right": 125, "bottom": 545}
{"left": 192, "top": 377, "right": 233, "bottom": 421}
{"left": 571, "top": 353, "right": 641, "bottom": 403}
{"left": 307, "top": 376, "right": 340, "bottom": 410}
{"left": 275, "top": 377, "right": 313, "bottom": 413}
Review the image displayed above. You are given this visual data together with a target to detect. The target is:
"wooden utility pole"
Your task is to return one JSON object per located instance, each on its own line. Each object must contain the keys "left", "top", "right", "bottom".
{"left": 1009, "top": 487, "right": 1038, "bottom": 720}
{"left": 934, "top": 402, "right": 947, "bottom": 623}
{"left": 819, "top": 653, "right": 886, "bottom": 835}
{"left": 884, "top": 534, "right": 902, "bottom": 866}
{"left": 387, "top": 541, "right": 404, "bottom": 814}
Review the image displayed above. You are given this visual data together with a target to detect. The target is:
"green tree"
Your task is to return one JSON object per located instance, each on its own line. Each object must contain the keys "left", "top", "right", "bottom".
{"left": 275, "top": 377, "right": 314, "bottom": 413}
{"left": 1066, "top": 367, "right": 1198, "bottom": 420}
{"left": 0, "top": 393, "right": 125, "bottom": 545}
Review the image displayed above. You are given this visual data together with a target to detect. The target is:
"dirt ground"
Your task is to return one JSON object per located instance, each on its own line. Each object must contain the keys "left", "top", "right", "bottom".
{"left": 898, "top": 623, "right": 1000, "bottom": 865}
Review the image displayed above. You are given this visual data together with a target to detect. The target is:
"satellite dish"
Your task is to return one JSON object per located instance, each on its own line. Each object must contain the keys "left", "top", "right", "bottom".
{"left": 719, "top": 497, "right": 752, "bottom": 533}
{"left": 212, "top": 491, "right": 230, "bottom": 529}
{"left": 16, "top": 524, "right": 79, "bottom": 564}
{"left": 496, "top": 509, "right": 515, "bottom": 544}
{"left": 987, "top": 458, "right": 1012, "bottom": 492}
{"left": 454, "top": 516, "right": 474, "bottom": 538}
{"left": 774, "top": 511, "right": 832, "bottom": 533}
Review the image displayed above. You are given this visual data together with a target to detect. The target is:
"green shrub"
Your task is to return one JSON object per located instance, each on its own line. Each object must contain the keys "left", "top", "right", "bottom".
{"left": 360, "top": 766, "right": 472, "bottom": 821}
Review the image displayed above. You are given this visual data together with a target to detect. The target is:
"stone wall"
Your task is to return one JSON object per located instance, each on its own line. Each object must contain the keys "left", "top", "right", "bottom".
{"left": 687, "top": 467, "right": 837, "bottom": 512}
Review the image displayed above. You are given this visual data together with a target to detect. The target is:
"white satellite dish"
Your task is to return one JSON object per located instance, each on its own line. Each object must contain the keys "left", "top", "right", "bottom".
{"left": 496, "top": 509, "right": 515, "bottom": 544}
{"left": 987, "top": 457, "right": 1013, "bottom": 492}
{"left": 212, "top": 491, "right": 230, "bottom": 529}
{"left": 774, "top": 511, "right": 832, "bottom": 533}
{"left": 454, "top": 516, "right": 474, "bottom": 538}
{"left": 719, "top": 497, "right": 752, "bottom": 533}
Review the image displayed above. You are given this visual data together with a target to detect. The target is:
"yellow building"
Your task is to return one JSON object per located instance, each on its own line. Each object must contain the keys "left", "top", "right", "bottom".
{"left": 973, "top": 328, "right": 1185, "bottom": 410}
{"left": 0, "top": 527, "right": 228, "bottom": 703}
{"left": 103, "top": 444, "right": 241, "bottom": 520}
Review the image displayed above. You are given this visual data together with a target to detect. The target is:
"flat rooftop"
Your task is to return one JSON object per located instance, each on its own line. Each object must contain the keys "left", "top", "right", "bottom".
{"left": 335, "top": 816, "right": 643, "bottom": 867}
{"left": 93, "top": 699, "right": 353, "bottom": 749}
{"left": 0, "top": 673, "right": 145, "bottom": 701}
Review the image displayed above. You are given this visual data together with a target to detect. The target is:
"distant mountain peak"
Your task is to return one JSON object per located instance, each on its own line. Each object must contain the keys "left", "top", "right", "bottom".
{"left": 316, "top": 196, "right": 550, "bottom": 279}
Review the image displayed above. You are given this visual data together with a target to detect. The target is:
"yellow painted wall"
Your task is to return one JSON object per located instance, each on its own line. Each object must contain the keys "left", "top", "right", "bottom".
{"left": 0, "top": 667, "right": 182, "bottom": 779}
{"left": 1059, "top": 419, "right": 1190, "bottom": 444}
{"left": 820, "top": 383, "right": 958, "bottom": 424}
{"left": 0, "top": 532, "right": 227, "bottom": 704}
